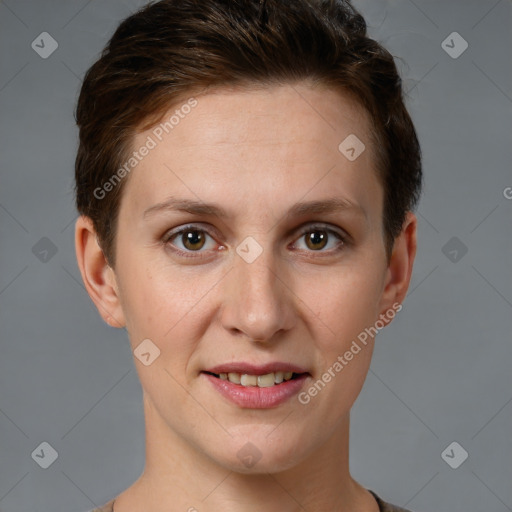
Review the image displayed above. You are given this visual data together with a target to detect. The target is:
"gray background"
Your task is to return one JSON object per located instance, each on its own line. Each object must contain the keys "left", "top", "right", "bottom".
{"left": 0, "top": 0, "right": 511, "bottom": 511}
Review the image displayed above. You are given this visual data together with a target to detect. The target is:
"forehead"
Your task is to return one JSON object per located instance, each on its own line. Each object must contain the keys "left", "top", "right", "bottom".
{"left": 119, "top": 83, "right": 382, "bottom": 225}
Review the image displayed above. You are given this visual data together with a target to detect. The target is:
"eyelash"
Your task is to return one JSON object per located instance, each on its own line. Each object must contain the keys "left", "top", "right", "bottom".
{"left": 162, "top": 223, "right": 348, "bottom": 260}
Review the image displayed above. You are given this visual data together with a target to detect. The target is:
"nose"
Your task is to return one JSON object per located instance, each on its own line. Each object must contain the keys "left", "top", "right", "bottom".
{"left": 220, "top": 244, "right": 296, "bottom": 342}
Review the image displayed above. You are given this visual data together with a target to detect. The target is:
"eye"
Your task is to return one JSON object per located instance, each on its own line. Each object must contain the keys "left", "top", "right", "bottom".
{"left": 162, "top": 222, "right": 348, "bottom": 260}
{"left": 163, "top": 225, "right": 219, "bottom": 256}
{"left": 292, "top": 224, "right": 346, "bottom": 253}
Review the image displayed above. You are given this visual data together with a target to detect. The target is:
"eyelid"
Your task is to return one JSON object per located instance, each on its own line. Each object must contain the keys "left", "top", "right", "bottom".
{"left": 162, "top": 223, "right": 217, "bottom": 243}
{"left": 294, "top": 222, "right": 349, "bottom": 242}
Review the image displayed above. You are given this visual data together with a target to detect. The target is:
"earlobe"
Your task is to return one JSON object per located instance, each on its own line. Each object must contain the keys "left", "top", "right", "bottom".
{"left": 74, "top": 215, "right": 126, "bottom": 328}
{"left": 378, "top": 211, "right": 417, "bottom": 322}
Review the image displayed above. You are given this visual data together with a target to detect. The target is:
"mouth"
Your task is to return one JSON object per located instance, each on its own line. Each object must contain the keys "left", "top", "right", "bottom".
{"left": 201, "top": 370, "right": 307, "bottom": 388}
{"left": 201, "top": 362, "right": 311, "bottom": 408}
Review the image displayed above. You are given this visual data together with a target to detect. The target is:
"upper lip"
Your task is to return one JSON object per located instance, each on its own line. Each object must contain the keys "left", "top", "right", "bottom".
{"left": 204, "top": 362, "right": 310, "bottom": 375}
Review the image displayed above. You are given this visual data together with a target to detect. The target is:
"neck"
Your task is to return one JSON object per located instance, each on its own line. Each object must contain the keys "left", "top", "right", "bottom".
{"left": 113, "top": 395, "right": 378, "bottom": 512}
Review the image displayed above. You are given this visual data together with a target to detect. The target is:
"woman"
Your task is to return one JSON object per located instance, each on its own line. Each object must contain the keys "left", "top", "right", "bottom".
{"left": 75, "top": 1, "right": 422, "bottom": 510}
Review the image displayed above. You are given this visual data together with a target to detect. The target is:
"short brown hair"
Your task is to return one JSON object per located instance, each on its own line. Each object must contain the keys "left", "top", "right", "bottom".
{"left": 74, "top": 0, "right": 422, "bottom": 267}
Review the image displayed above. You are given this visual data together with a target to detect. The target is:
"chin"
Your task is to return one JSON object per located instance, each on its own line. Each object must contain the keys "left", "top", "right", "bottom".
{"left": 208, "top": 431, "right": 307, "bottom": 475}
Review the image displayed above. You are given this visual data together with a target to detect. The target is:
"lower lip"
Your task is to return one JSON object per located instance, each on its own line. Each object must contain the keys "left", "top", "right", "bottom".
{"left": 202, "top": 372, "right": 309, "bottom": 409}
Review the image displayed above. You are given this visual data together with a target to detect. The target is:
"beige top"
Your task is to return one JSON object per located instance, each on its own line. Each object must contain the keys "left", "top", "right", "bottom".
{"left": 89, "top": 490, "right": 414, "bottom": 511}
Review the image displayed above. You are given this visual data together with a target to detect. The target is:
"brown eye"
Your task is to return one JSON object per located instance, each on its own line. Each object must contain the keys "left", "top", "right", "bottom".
{"left": 293, "top": 224, "right": 346, "bottom": 253}
{"left": 304, "top": 230, "right": 328, "bottom": 250}
{"left": 181, "top": 229, "right": 206, "bottom": 251}
{"left": 164, "top": 225, "right": 218, "bottom": 256}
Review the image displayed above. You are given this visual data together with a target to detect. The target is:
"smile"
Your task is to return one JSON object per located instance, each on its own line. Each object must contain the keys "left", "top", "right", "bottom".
{"left": 204, "top": 371, "right": 301, "bottom": 387}
{"left": 201, "top": 371, "right": 310, "bottom": 408}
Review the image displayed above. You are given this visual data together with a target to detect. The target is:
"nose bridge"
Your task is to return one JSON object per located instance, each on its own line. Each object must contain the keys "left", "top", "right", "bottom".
{"left": 222, "top": 239, "right": 294, "bottom": 340}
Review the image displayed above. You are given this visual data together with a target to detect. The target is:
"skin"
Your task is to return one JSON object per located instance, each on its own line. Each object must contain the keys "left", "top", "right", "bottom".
{"left": 75, "top": 82, "right": 417, "bottom": 512}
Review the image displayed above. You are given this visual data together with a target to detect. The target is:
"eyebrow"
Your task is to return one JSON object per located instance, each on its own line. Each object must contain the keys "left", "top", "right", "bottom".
{"left": 142, "top": 196, "right": 366, "bottom": 220}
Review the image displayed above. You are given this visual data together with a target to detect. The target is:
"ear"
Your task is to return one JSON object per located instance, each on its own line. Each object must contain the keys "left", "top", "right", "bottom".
{"left": 74, "top": 215, "right": 126, "bottom": 328}
{"left": 377, "top": 211, "right": 417, "bottom": 323}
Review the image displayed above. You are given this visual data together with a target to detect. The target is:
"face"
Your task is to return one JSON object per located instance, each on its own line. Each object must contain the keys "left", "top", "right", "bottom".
{"left": 85, "top": 83, "right": 413, "bottom": 474}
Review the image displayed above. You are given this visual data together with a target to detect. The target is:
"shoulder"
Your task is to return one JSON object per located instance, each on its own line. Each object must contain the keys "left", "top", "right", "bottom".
{"left": 369, "top": 490, "right": 416, "bottom": 512}
{"left": 87, "top": 498, "right": 115, "bottom": 512}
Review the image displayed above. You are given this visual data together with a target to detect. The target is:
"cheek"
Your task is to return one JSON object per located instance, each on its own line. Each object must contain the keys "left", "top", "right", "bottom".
{"left": 117, "top": 257, "right": 220, "bottom": 353}
{"left": 297, "top": 263, "right": 383, "bottom": 351}
{"left": 295, "top": 270, "right": 380, "bottom": 420}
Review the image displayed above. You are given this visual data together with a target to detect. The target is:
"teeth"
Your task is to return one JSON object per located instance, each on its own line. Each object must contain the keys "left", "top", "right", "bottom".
{"left": 218, "top": 371, "right": 297, "bottom": 387}
{"left": 228, "top": 372, "right": 241, "bottom": 384}
{"left": 257, "top": 373, "right": 275, "bottom": 387}
{"left": 240, "top": 374, "right": 258, "bottom": 386}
